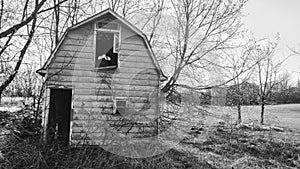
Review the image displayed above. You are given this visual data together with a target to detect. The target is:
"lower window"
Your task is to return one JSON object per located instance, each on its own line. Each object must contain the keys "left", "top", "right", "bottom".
{"left": 114, "top": 98, "right": 127, "bottom": 114}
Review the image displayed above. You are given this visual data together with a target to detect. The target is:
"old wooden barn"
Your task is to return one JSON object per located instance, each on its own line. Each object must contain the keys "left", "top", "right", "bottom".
{"left": 37, "top": 8, "right": 165, "bottom": 145}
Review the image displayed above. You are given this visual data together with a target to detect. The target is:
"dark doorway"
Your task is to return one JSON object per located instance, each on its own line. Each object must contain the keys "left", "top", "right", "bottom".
{"left": 47, "top": 89, "right": 72, "bottom": 145}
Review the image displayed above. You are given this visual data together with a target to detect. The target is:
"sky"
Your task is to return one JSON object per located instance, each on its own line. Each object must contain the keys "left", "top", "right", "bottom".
{"left": 243, "top": 0, "right": 300, "bottom": 82}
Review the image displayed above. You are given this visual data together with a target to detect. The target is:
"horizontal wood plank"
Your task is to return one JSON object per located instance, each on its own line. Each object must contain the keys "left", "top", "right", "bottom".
{"left": 51, "top": 54, "right": 154, "bottom": 65}
{"left": 48, "top": 67, "right": 158, "bottom": 76}
{"left": 48, "top": 61, "right": 156, "bottom": 70}
{"left": 74, "top": 88, "right": 159, "bottom": 97}
{"left": 73, "top": 101, "right": 157, "bottom": 109}
{"left": 48, "top": 75, "right": 159, "bottom": 85}
{"left": 47, "top": 72, "right": 159, "bottom": 81}
{"left": 47, "top": 79, "right": 158, "bottom": 87}
{"left": 73, "top": 95, "right": 157, "bottom": 103}
{"left": 119, "top": 50, "right": 149, "bottom": 56}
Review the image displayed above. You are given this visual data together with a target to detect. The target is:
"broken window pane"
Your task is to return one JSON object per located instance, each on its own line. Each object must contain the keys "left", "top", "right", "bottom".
{"left": 95, "top": 31, "right": 118, "bottom": 69}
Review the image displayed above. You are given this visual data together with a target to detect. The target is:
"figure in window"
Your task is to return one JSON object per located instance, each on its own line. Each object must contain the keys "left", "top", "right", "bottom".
{"left": 95, "top": 32, "right": 118, "bottom": 69}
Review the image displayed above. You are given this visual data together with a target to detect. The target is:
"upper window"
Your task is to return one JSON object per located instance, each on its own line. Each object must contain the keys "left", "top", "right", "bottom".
{"left": 95, "top": 20, "right": 120, "bottom": 69}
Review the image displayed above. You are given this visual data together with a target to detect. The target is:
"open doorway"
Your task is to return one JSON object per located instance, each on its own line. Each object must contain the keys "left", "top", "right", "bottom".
{"left": 47, "top": 89, "right": 72, "bottom": 145}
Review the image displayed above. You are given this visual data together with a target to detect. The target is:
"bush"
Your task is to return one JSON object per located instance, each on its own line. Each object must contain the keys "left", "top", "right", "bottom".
{"left": 0, "top": 106, "right": 41, "bottom": 139}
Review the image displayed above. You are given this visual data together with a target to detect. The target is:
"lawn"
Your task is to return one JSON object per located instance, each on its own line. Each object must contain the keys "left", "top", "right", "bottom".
{"left": 201, "top": 104, "right": 300, "bottom": 130}
{"left": 241, "top": 104, "right": 300, "bottom": 130}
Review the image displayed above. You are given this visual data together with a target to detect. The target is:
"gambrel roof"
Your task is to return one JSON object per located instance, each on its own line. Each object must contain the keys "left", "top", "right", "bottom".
{"left": 37, "top": 8, "right": 165, "bottom": 79}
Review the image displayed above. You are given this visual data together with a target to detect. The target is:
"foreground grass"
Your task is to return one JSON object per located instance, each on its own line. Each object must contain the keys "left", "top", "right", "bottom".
{"left": 1, "top": 126, "right": 299, "bottom": 169}
{"left": 180, "top": 123, "right": 300, "bottom": 169}
{"left": 0, "top": 136, "right": 213, "bottom": 169}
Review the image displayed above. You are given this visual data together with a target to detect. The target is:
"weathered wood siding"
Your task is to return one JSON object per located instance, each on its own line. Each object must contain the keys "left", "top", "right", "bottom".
{"left": 46, "top": 16, "right": 160, "bottom": 144}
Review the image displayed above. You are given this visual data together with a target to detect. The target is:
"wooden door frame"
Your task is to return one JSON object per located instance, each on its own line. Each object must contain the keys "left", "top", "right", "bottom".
{"left": 44, "top": 87, "right": 74, "bottom": 145}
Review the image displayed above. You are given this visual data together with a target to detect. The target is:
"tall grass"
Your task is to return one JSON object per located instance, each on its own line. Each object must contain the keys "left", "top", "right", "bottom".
{"left": 0, "top": 135, "right": 213, "bottom": 169}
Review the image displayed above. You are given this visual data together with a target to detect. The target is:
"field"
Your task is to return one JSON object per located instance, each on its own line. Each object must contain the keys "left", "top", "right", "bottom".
{"left": 202, "top": 104, "right": 300, "bottom": 130}
{"left": 242, "top": 104, "right": 300, "bottom": 130}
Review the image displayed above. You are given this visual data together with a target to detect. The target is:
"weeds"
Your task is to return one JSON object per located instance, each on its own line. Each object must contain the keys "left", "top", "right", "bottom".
{"left": 181, "top": 125, "right": 300, "bottom": 168}
{"left": 0, "top": 133, "right": 215, "bottom": 169}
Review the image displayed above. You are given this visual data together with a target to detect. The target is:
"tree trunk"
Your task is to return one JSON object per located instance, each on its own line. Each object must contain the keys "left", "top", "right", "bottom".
{"left": 237, "top": 103, "right": 241, "bottom": 124}
{"left": 261, "top": 101, "right": 265, "bottom": 124}
{"left": 162, "top": 66, "right": 184, "bottom": 93}
{"left": 162, "top": 81, "right": 173, "bottom": 93}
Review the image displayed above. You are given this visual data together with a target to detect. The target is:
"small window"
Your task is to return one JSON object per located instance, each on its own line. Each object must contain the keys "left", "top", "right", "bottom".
{"left": 113, "top": 98, "right": 127, "bottom": 114}
{"left": 95, "top": 21, "right": 120, "bottom": 69}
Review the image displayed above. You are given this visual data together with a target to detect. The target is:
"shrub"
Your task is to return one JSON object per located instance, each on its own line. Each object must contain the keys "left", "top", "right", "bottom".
{"left": 0, "top": 106, "right": 41, "bottom": 140}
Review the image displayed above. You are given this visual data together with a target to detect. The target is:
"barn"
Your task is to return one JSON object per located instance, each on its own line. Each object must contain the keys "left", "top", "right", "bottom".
{"left": 37, "top": 8, "right": 166, "bottom": 145}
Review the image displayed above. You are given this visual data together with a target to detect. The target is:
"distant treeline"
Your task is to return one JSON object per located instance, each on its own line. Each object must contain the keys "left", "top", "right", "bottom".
{"left": 227, "top": 81, "right": 300, "bottom": 105}
{"left": 178, "top": 81, "right": 300, "bottom": 106}
{"left": 220, "top": 81, "right": 300, "bottom": 105}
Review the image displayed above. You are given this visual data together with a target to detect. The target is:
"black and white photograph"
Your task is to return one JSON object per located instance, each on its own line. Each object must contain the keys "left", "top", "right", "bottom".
{"left": 0, "top": 0, "right": 299, "bottom": 168}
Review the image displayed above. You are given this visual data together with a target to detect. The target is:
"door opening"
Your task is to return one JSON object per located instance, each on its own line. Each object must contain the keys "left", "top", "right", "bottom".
{"left": 47, "top": 89, "right": 72, "bottom": 145}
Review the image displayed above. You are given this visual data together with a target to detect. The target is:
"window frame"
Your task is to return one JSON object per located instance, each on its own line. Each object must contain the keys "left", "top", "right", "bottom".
{"left": 113, "top": 97, "right": 127, "bottom": 114}
{"left": 94, "top": 21, "right": 121, "bottom": 70}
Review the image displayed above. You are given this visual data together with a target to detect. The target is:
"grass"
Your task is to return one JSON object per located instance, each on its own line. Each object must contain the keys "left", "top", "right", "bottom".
{"left": 0, "top": 102, "right": 300, "bottom": 168}
{"left": 202, "top": 104, "right": 300, "bottom": 130}
{"left": 0, "top": 136, "right": 213, "bottom": 169}
{"left": 1, "top": 124, "right": 299, "bottom": 168}
{"left": 243, "top": 104, "right": 300, "bottom": 130}
{"left": 170, "top": 103, "right": 300, "bottom": 168}
{"left": 179, "top": 123, "right": 300, "bottom": 168}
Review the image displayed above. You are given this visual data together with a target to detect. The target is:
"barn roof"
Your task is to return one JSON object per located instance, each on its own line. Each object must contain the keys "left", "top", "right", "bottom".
{"left": 37, "top": 8, "right": 166, "bottom": 80}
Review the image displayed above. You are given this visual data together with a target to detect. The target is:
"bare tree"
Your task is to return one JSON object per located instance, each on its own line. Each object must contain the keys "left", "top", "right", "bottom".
{"left": 107, "top": 0, "right": 121, "bottom": 12}
{"left": 225, "top": 39, "right": 259, "bottom": 124}
{"left": 297, "top": 79, "right": 300, "bottom": 92}
{"left": 252, "top": 38, "right": 288, "bottom": 124}
{"left": 290, "top": 44, "right": 300, "bottom": 55}
{"left": 158, "top": 0, "right": 247, "bottom": 94}
{"left": 273, "top": 72, "right": 290, "bottom": 103}
{"left": 138, "top": 0, "right": 165, "bottom": 44}
{"left": 0, "top": 0, "right": 49, "bottom": 102}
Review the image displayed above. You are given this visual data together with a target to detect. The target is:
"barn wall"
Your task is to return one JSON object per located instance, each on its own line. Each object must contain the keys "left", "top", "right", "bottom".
{"left": 45, "top": 18, "right": 160, "bottom": 144}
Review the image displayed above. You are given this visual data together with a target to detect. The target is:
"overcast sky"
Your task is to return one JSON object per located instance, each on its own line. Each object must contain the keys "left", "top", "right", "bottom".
{"left": 243, "top": 0, "right": 300, "bottom": 82}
